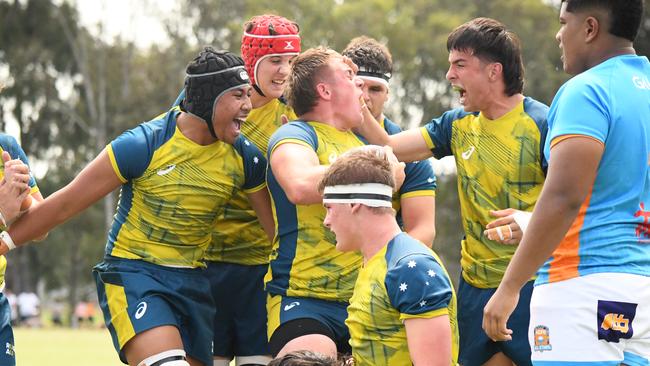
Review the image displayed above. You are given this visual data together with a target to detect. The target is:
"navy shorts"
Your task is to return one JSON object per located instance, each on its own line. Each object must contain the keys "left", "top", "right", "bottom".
{"left": 207, "top": 261, "right": 269, "bottom": 358}
{"left": 0, "top": 292, "right": 15, "bottom": 366}
{"left": 458, "top": 274, "right": 534, "bottom": 366}
{"left": 93, "top": 256, "right": 214, "bottom": 366}
{"left": 267, "top": 294, "right": 350, "bottom": 355}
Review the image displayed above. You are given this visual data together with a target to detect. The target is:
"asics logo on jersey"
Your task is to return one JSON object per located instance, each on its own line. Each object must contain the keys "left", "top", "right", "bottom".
{"left": 461, "top": 146, "right": 475, "bottom": 160}
{"left": 632, "top": 75, "right": 650, "bottom": 90}
{"left": 135, "top": 301, "right": 148, "bottom": 319}
{"left": 283, "top": 41, "right": 295, "bottom": 50}
{"left": 328, "top": 153, "right": 338, "bottom": 164}
{"left": 283, "top": 301, "right": 300, "bottom": 311}
{"left": 157, "top": 164, "right": 176, "bottom": 176}
{"left": 601, "top": 313, "right": 630, "bottom": 333}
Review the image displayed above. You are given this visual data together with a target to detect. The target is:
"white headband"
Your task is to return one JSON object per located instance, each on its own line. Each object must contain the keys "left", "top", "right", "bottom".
{"left": 322, "top": 183, "right": 393, "bottom": 208}
{"left": 358, "top": 75, "right": 389, "bottom": 88}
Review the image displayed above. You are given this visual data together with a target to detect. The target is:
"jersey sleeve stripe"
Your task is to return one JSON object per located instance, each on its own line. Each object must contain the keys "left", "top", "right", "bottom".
{"left": 106, "top": 144, "right": 128, "bottom": 183}
{"left": 270, "top": 138, "right": 314, "bottom": 155}
{"left": 551, "top": 134, "right": 605, "bottom": 148}
{"left": 419, "top": 127, "right": 435, "bottom": 150}
{"left": 399, "top": 308, "right": 448, "bottom": 321}
{"left": 243, "top": 182, "right": 267, "bottom": 194}
{"left": 400, "top": 190, "right": 436, "bottom": 199}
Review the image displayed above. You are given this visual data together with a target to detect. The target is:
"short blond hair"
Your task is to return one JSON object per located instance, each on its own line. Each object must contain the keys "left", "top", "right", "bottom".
{"left": 285, "top": 46, "right": 340, "bottom": 116}
{"left": 319, "top": 146, "right": 395, "bottom": 214}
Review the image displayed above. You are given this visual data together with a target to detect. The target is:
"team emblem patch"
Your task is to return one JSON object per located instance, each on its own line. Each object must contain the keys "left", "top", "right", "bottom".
{"left": 597, "top": 300, "right": 637, "bottom": 342}
{"left": 533, "top": 325, "right": 552, "bottom": 352}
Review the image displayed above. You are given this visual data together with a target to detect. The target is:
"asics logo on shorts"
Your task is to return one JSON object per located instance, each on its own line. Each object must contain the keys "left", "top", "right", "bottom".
{"left": 157, "top": 164, "right": 176, "bottom": 176}
{"left": 597, "top": 300, "right": 637, "bottom": 342}
{"left": 283, "top": 301, "right": 300, "bottom": 311}
{"left": 461, "top": 146, "right": 475, "bottom": 160}
{"left": 135, "top": 301, "right": 148, "bottom": 319}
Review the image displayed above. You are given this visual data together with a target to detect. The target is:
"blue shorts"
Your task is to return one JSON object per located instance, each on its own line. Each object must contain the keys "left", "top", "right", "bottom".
{"left": 267, "top": 294, "right": 350, "bottom": 354}
{"left": 207, "top": 262, "right": 269, "bottom": 358}
{"left": 458, "top": 275, "right": 534, "bottom": 366}
{"left": 0, "top": 293, "right": 15, "bottom": 366}
{"left": 93, "top": 256, "right": 215, "bottom": 366}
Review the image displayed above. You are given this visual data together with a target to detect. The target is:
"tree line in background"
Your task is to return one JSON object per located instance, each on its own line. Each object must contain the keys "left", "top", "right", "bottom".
{"left": 0, "top": 0, "right": 648, "bottom": 324}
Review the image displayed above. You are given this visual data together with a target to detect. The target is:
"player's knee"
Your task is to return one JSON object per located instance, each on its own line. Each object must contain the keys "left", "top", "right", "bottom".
{"left": 237, "top": 355, "right": 272, "bottom": 366}
{"left": 212, "top": 359, "right": 231, "bottom": 366}
{"left": 137, "top": 349, "right": 190, "bottom": 366}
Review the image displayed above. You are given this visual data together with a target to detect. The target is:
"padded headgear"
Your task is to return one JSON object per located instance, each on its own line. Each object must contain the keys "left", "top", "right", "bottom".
{"left": 241, "top": 15, "right": 301, "bottom": 87}
{"left": 182, "top": 47, "right": 250, "bottom": 138}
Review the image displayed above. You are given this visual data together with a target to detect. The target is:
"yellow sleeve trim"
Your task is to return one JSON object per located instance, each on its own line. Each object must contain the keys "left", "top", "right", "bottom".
{"left": 244, "top": 182, "right": 267, "bottom": 194}
{"left": 270, "top": 138, "right": 313, "bottom": 156}
{"left": 419, "top": 127, "right": 435, "bottom": 150}
{"left": 400, "top": 308, "right": 448, "bottom": 321}
{"left": 29, "top": 186, "right": 40, "bottom": 195}
{"left": 551, "top": 134, "right": 604, "bottom": 148}
{"left": 106, "top": 144, "right": 128, "bottom": 183}
{"left": 401, "top": 190, "right": 436, "bottom": 199}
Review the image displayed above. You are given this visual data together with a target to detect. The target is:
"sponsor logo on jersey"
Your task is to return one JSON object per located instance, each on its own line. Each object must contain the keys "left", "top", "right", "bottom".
{"left": 632, "top": 75, "right": 650, "bottom": 90}
{"left": 157, "top": 164, "right": 176, "bottom": 176}
{"left": 461, "top": 146, "right": 475, "bottom": 160}
{"left": 283, "top": 301, "right": 300, "bottom": 311}
{"left": 533, "top": 325, "right": 552, "bottom": 352}
{"left": 597, "top": 300, "right": 637, "bottom": 342}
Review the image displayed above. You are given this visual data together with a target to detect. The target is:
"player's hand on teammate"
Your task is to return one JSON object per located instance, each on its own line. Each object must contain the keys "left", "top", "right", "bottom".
{"left": 383, "top": 146, "right": 405, "bottom": 192}
{"left": 484, "top": 208, "right": 523, "bottom": 245}
{"left": 482, "top": 284, "right": 519, "bottom": 342}
{"left": 0, "top": 151, "right": 31, "bottom": 224}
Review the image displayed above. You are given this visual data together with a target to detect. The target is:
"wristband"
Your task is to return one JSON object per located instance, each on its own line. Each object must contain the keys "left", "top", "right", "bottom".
{"left": 0, "top": 231, "right": 15, "bottom": 251}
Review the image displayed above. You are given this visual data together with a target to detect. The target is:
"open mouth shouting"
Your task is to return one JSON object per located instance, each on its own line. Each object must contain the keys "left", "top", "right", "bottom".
{"left": 452, "top": 85, "right": 467, "bottom": 105}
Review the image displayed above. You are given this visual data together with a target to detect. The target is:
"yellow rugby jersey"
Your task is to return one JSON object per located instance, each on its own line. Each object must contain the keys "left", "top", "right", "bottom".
{"left": 207, "top": 98, "right": 297, "bottom": 264}
{"left": 265, "top": 121, "right": 365, "bottom": 301}
{"left": 106, "top": 108, "right": 267, "bottom": 268}
{"left": 420, "top": 98, "right": 548, "bottom": 288}
{"left": 346, "top": 233, "right": 458, "bottom": 365}
{"left": 0, "top": 134, "right": 39, "bottom": 288}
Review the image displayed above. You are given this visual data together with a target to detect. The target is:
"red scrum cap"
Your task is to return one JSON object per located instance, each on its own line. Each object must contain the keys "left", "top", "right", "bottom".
{"left": 241, "top": 15, "right": 301, "bottom": 86}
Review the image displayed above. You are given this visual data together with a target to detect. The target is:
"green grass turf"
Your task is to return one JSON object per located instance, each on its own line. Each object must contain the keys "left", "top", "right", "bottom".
{"left": 14, "top": 327, "right": 118, "bottom": 366}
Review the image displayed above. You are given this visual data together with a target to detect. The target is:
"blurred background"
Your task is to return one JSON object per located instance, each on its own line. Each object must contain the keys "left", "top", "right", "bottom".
{"left": 0, "top": 0, "right": 648, "bottom": 364}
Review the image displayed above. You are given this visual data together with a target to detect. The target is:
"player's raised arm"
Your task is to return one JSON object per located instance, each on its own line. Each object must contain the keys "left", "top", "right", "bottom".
{"left": 1, "top": 149, "right": 121, "bottom": 254}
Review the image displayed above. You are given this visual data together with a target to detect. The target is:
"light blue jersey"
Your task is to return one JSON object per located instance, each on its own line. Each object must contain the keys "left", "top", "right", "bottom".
{"left": 538, "top": 55, "right": 650, "bottom": 284}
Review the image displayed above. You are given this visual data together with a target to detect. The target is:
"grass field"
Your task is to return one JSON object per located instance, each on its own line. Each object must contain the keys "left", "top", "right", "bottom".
{"left": 14, "top": 327, "right": 117, "bottom": 366}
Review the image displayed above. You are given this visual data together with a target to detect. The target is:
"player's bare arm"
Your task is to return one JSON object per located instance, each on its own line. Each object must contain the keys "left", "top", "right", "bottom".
{"left": 1, "top": 149, "right": 122, "bottom": 254}
{"left": 405, "top": 315, "right": 452, "bottom": 365}
{"left": 247, "top": 188, "right": 275, "bottom": 242}
{"left": 270, "top": 142, "right": 329, "bottom": 205}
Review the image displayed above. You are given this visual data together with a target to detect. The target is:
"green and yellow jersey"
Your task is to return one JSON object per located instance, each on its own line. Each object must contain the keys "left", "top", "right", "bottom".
{"left": 265, "top": 121, "right": 365, "bottom": 302}
{"left": 346, "top": 233, "right": 458, "bottom": 365}
{"left": 420, "top": 97, "right": 548, "bottom": 288}
{"left": 0, "top": 134, "right": 39, "bottom": 288}
{"left": 207, "top": 98, "right": 296, "bottom": 264}
{"left": 105, "top": 108, "right": 267, "bottom": 268}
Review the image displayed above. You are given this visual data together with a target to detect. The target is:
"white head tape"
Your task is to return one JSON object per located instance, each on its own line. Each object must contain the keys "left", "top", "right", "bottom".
{"left": 323, "top": 183, "right": 393, "bottom": 208}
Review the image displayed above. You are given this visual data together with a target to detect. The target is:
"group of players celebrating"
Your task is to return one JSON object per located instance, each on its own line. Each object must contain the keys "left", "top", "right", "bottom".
{"left": 0, "top": 0, "right": 648, "bottom": 365}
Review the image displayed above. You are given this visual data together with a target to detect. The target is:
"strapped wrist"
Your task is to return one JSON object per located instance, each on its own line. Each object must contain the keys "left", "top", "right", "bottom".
{"left": 0, "top": 231, "right": 15, "bottom": 251}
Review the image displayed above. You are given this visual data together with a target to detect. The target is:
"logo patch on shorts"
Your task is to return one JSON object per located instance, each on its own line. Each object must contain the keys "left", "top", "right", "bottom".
{"left": 5, "top": 342, "right": 14, "bottom": 357}
{"left": 533, "top": 325, "right": 552, "bottom": 352}
{"left": 597, "top": 300, "right": 637, "bottom": 342}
